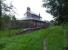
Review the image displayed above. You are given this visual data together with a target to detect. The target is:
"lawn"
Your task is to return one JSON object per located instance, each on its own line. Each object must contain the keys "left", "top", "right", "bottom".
{"left": 0, "top": 26, "right": 64, "bottom": 50}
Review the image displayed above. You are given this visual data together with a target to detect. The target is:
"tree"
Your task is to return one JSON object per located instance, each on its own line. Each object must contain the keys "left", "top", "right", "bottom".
{"left": 43, "top": 0, "right": 68, "bottom": 24}
{"left": 2, "top": 1, "right": 14, "bottom": 15}
{"left": 0, "top": 0, "right": 2, "bottom": 30}
{"left": 12, "top": 15, "right": 16, "bottom": 21}
{"left": 2, "top": 14, "right": 11, "bottom": 23}
{"left": 0, "top": 0, "right": 2, "bottom": 16}
{"left": 1, "top": 14, "right": 11, "bottom": 29}
{"left": 0, "top": 0, "right": 14, "bottom": 30}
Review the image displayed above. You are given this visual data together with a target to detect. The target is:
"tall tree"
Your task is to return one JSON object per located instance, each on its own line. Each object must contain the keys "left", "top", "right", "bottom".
{"left": 12, "top": 15, "right": 16, "bottom": 21}
{"left": 0, "top": 0, "right": 14, "bottom": 30}
{"left": 43, "top": 0, "right": 68, "bottom": 24}
{"left": 0, "top": 0, "right": 2, "bottom": 16}
{"left": 0, "top": 0, "right": 2, "bottom": 30}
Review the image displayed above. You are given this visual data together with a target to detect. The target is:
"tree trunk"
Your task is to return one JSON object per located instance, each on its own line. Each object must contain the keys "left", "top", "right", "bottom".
{"left": 0, "top": 0, "right": 2, "bottom": 16}
{"left": 0, "top": 0, "right": 2, "bottom": 30}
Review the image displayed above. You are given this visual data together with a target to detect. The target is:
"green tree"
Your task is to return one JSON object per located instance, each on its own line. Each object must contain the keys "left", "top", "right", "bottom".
{"left": 2, "top": 14, "right": 11, "bottom": 23}
{"left": 1, "top": 14, "right": 11, "bottom": 29}
{"left": 0, "top": 0, "right": 2, "bottom": 16}
{"left": 43, "top": 0, "right": 68, "bottom": 24}
{"left": 12, "top": 15, "right": 16, "bottom": 21}
{"left": 0, "top": 0, "right": 14, "bottom": 30}
{"left": 0, "top": 0, "right": 2, "bottom": 30}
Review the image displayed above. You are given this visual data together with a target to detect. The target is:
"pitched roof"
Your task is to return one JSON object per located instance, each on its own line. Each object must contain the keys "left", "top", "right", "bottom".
{"left": 31, "top": 14, "right": 41, "bottom": 18}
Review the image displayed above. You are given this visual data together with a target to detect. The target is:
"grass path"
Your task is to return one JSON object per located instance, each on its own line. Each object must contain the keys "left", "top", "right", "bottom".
{"left": 0, "top": 26, "right": 64, "bottom": 50}
{"left": 63, "top": 23, "right": 68, "bottom": 49}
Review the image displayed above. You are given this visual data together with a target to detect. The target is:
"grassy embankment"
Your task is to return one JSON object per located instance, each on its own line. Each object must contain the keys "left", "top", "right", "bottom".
{"left": 0, "top": 29, "right": 23, "bottom": 38}
{"left": 0, "top": 26, "right": 64, "bottom": 50}
{"left": 63, "top": 23, "right": 68, "bottom": 48}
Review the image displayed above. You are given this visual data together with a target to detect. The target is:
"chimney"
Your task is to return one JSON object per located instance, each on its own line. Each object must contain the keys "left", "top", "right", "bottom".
{"left": 39, "top": 13, "right": 40, "bottom": 17}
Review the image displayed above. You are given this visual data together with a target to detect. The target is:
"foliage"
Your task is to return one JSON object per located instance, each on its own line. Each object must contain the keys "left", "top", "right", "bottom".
{"left": 0, "top": 0, "right": 2, "bottom": 16}
{"left": 43, "top": 0, "right": 68, "bottom": 24}
{"left": 0, "top": 0, "right": 15, "bottom": 30}
{"left": 2, "top": 0, "right": 14, "bottom": 15}
{"left": 0, "top": 0, "right": 2, "bottom": 30}
{"left": 12, "top": 15, "right": 16, "bottom": 21}
{"left": 2, "top": 14, "right": 11, "bottom": 23}
{"left": 0, "top": 0, "right": 14, "bottom": 16}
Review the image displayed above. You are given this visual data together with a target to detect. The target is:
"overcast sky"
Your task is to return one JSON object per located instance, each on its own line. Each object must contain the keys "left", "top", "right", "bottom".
{"left": 6, "top": 0, "right": 54, "bottom": 21}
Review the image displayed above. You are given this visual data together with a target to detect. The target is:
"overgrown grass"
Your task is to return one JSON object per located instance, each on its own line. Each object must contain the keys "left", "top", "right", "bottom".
{"left": 0, "top": 29, "right": 22, "bottom": 38}
{"left": 47, "top": 26, "right": 64, "bottom": 50}
{"left": 63, "top": 23, "right": 68, "bottom": 47}
{"left": 0, "top": 26, "right": 64, "bottom": 50}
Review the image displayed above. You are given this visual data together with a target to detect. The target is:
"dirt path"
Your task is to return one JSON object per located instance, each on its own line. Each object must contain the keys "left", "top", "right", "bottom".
{"left": 43, "top": 38, "right": 48, "bottom": 50}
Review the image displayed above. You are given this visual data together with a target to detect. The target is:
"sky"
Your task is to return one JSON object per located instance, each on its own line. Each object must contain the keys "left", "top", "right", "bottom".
{"left": 6, "top": 0, "right": 54, "bottom": 21}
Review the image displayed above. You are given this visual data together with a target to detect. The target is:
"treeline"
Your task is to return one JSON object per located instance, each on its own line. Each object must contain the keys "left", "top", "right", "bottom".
{"left": 1, "top": 14, "right": 17, "bottom": 30}
{"left": 43, "top": 0, "right": 68, "bottom": 25}
{"left": 0, "top": 0, "right": 17, "bottom": 30}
